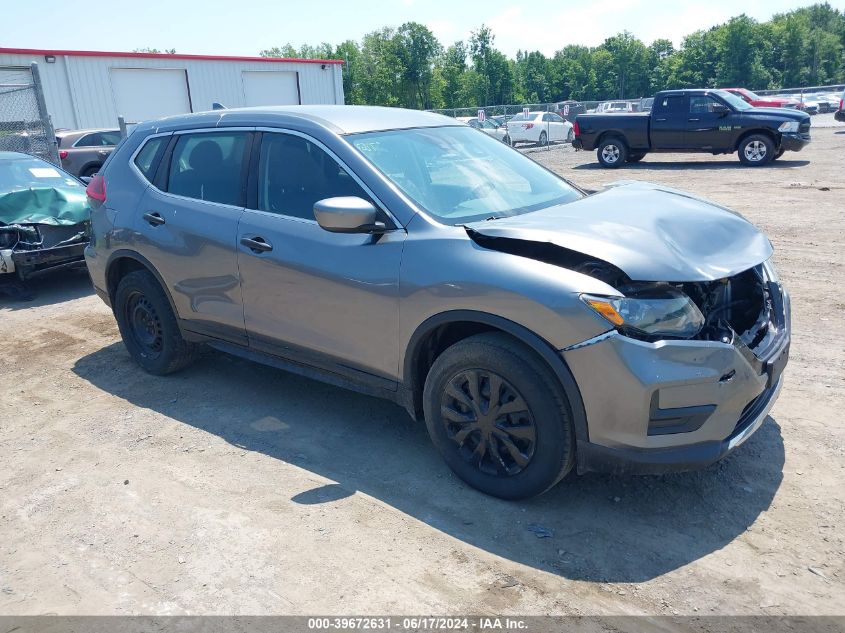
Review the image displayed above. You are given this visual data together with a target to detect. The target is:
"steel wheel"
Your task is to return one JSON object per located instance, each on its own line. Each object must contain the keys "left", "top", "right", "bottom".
{"left": 440, "top": 369, "right": 536, "bottom": 477}
{"left": 538, "top": 131, "right": 548, "bottom": 146}
{"left": 125, "top": 291, "right": 164, "bottom": 358}
{"left": 743, "top": 140, "right": 768, "bottom": 162}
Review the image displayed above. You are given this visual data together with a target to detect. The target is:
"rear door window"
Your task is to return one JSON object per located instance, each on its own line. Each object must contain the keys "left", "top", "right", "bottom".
{"left": 167, "top": 132, "right": 249, "bottom": 206}
{"left": 76, "top": 131, "right": 121, "bottom": 147}
{"left": 656, "top": 95, "right": 686, "bottom": 114}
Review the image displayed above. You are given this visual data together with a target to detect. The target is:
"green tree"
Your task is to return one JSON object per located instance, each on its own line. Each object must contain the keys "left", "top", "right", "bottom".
{"left": 598, "top": 32, "right": 651, "bottom": 98}
{"left": 394, "top": 22, "right": 442, "bottom": 109}
{"left": 335, "top": 40, "right": 362, "bottom": 105}
{"left": 254, "top": 3, "right": 845, "bottom": 107}
{"left": 468, "top": 25, "right": 514, "bottom": 105}
{"left": 437, "top": 42, "right": 469, "bottom": 108}
{"left": 357, "top": 28, "right": 404, "bottom": 107}
{"left": 715, "top": 15, "right": 771, "bottom": 88}
{"left": 514, "top": 50, "right": 551, "bottom": 102}
{"left": 133, "top": 47, "right": 176, "bottom": 54}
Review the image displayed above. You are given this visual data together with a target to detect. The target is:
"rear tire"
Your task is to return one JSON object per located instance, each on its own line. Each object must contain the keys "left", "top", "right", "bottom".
{"left": 81, "top": 164, "right": 101, "bottom": 178}
{"left": 566, "top": 128, "right": 575, "bottom": 143}
{"left": 597, "top": 137, "right": 628, "bottom": 168}
{"left": 423, "top": 333, "right": 575, "bottom": 500}
{"left": 503, "top": 134, "right": 512, "bottom": 146}
{"left": 114, "top": 270, "right": 198, "bottom": 375}
{"left": 738, "top": 134, "right": 775, "bottom": 166}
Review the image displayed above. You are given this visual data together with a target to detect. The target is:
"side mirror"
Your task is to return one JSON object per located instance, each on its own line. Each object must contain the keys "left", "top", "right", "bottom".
{"left": 712, "top": 103, "right": 730, "bottom": 116}
{"left": 314, "top": 197, "right": 386, "bottom": 234}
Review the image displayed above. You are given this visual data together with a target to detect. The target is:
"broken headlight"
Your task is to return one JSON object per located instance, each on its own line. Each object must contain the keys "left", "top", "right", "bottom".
{"left": 581, "top": 285, "right": 705, "bottom": 339}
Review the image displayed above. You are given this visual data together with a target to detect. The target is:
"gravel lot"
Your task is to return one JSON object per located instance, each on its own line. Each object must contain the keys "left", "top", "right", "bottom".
{"left": 1, "top": 117, "right": 843, "bottom": 616}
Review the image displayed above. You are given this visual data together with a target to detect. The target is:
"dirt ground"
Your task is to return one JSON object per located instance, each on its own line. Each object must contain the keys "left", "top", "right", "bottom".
{"left": 1, "top": 117, "right": 843, "bottom": 617}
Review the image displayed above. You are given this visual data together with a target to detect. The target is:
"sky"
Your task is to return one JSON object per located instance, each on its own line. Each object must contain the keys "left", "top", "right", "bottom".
{"left": 3, "top": 0, "right": 844, "bottom": 58}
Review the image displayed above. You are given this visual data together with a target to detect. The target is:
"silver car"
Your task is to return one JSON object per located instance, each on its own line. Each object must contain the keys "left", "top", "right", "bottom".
{"left": 84, "top": 106, "right": 790, "bottom": 499}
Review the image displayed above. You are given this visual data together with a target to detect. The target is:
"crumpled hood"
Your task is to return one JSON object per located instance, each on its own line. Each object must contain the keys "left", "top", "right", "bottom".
{"left": 465, "top": 181, "right": 773, "bottom": 282}
{"left": 0, "top": 186, "right": 90, "bottom": 226}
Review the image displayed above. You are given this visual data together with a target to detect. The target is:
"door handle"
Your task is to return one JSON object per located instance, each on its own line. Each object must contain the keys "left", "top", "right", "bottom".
{"left": 688, "top": 118, "right": 700, "bottom": 121}
{"left": 142, "top": 212, "right": 165, "bottom": 226}
{"left": 241, "top": 236, "right": 273, "bottom": 253}
{"left": 655, "top": 117, "right": 667, "bottom": 122}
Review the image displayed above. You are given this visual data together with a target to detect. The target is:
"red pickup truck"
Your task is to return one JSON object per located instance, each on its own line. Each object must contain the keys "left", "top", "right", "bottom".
{"left": 723, "top": 88, "right": 805, "bottom": 111}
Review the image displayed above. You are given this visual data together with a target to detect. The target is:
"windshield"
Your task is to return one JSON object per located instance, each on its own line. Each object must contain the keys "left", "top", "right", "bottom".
{"left": 714, "top": 90, "right": 753, "bottom": 111}
{"left": 349, "top": 126, "right": 582, "bottom": 224}
{"left": 0, "top": 156, "right": 80, "bottom": 192}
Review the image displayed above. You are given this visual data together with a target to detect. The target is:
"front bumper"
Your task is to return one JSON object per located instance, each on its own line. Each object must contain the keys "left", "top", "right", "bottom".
{"left": 8, "top": 242, "right": 87, "bottom": 279}
{"left": 562, "top": 292, "right": 789, "bottom": 475}
{"left": 780, "top": 132, "right": 810, "bottom": 152}
{"left": 576, "top": 377, "right": 782, "bottom": 475}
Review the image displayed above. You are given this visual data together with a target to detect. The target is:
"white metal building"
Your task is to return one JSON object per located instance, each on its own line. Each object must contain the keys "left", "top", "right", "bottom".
{"left": 0, "top": 47, "right": 345, "bottom": 129}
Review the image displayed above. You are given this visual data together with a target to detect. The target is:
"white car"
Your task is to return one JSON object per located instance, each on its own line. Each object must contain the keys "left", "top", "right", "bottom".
{"left": 596, "top": 101, "right": 634, "bottom": 113}
{"left": 456, "top": 117, "right": 509, "bottom": 143}
{"left": 506, "top": 111, "right": 574, "bottom": 147}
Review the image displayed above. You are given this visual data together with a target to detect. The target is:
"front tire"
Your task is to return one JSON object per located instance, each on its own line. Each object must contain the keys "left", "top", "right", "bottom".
{"left": 597, "top": 137, "right": 627, "bottom": 168}
{"left": 738, "top": 134, "right": 775, "bottom": 166}
{"left": 114, "top": 270, "right": 198, "bottom": 375}
{"left": 772, "top": 147, "right": 785, "bottom": 160}
{"left": 538, "top": 131, "right": 548, "bottom": 147}
{"left": 423, "top": 333, "right": 575, "bottom": 500}
{"left": 627, "top": 153, "right": 646, "bottom": 163}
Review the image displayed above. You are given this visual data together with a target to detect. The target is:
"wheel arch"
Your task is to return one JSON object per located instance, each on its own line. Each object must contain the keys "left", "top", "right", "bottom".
{"left": 595, "top": 131, "right": 629, "bottom": 148}
{"left": 79, "top": 161, "right": 104, "bottom": 177}
{"left": 402, "top": 310, "right": 589, "bottom": 443}
{"left": 105, "top": 250, "right": 181, "bottom": 323}
{"left": 735, "top": 128, "right": 778, "bottom": 152}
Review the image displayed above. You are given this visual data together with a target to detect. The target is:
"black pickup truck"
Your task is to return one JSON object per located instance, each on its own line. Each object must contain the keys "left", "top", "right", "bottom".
{"left": 573, "top": 89, "right": 811, "bottom": 167}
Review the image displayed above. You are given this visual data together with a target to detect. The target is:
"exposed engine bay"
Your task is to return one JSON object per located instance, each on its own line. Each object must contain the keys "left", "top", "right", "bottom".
{"left": 0, "top": 222, "right": 88, "bottom": 279}
{"left": 466, "top": 229, "right": 779, "bottom": 353}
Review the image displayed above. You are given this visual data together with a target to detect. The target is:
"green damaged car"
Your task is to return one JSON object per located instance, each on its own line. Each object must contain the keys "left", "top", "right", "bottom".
{"left": 0, "top": 152, "right": 90, "bottom": 281}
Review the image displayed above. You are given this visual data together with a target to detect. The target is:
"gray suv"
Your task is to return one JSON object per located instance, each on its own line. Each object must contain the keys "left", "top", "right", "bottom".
{"left": 57, "top": 128, "right": 122, "bottom": 177}
{"left": 84, "top": 106, "right": 790, "bottom": 499}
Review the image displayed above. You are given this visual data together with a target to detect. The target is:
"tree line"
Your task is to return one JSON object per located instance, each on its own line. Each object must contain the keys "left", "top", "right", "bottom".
{"left": 260, "top": 3, "right": 845, "bottom": 108}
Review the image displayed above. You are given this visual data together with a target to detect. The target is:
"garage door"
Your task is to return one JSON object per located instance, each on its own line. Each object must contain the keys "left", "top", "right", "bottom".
{"left": 242, "top": 71, "right": 300, "bottom": 106}
{"left": 109, "top": 68, "right": 192, "bottom": 123}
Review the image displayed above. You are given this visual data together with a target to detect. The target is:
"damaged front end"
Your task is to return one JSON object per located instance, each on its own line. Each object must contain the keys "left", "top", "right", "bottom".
{"left": 0, "top": 221, "right": 89, "bottom": 279}
{"left": 463, "top": 185, "right": 790, "bottom": 471}
{"left": 0, "top": 184, "right": 91, "bottom": 281}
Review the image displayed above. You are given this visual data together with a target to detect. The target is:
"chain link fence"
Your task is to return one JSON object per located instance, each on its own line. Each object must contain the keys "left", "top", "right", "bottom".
{"left": 0, "top": 63, "right": 59, "bottom": 165}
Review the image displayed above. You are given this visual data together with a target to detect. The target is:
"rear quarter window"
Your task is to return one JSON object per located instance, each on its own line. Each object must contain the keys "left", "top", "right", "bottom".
{"left": 133, "top": 136, "right": 169, "bottom": 183}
